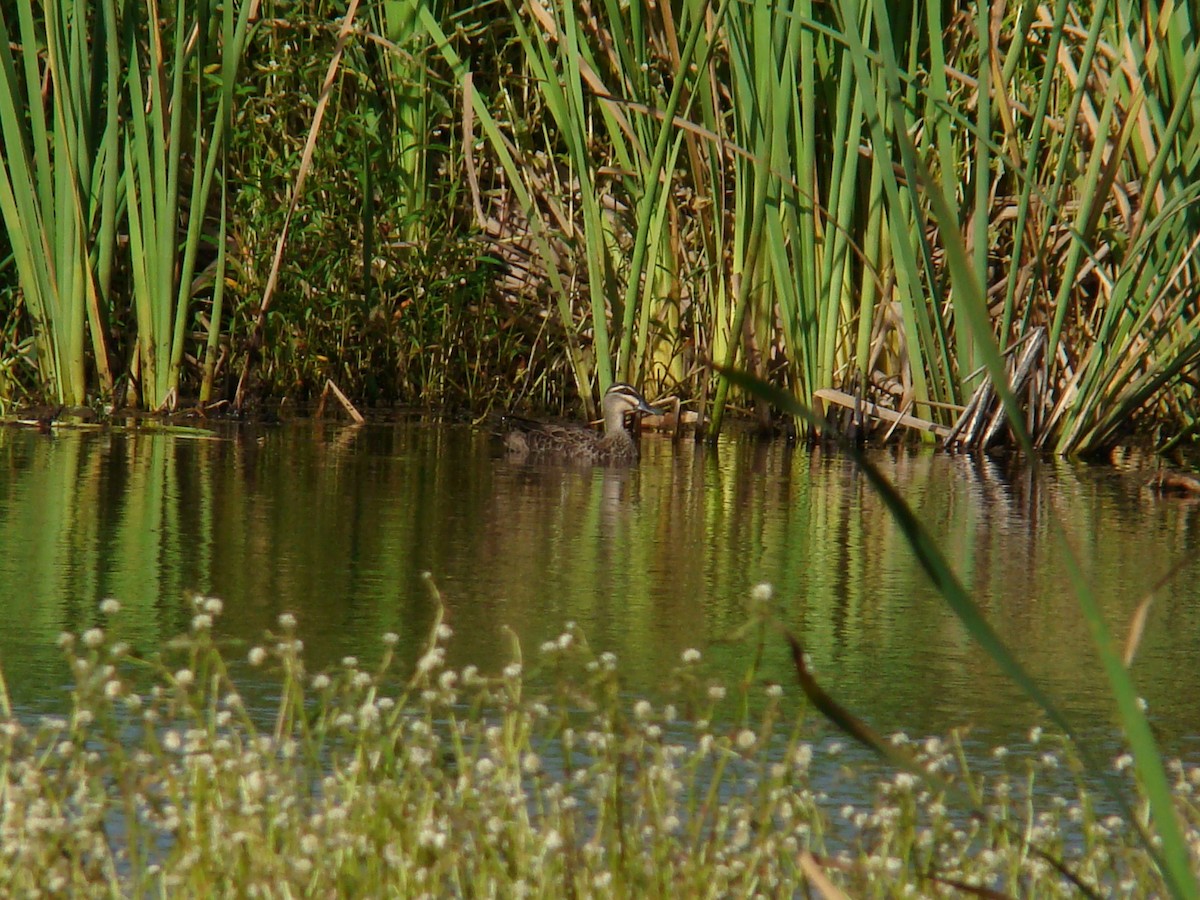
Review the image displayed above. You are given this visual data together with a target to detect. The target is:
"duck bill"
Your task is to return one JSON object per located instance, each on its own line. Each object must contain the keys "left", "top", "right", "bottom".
{"left": 636, "top": 397, "right": 661, "bottom": 416}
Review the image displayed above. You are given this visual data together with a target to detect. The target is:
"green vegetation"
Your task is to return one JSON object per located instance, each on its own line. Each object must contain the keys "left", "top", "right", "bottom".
{"left": 3, "top": 3, "right": 1197, "bottom": 890}
{"left": 1, "top": 588, "right": 1195, "bottom": 897}
{"left": 1, "top": 0, "right": 1198, "bottom": 450}
{"left": 0, "top": 0, "right": 252, "bottom": 410}
{"left": 729, "top": 369, "right": 1200, "bottom": 897}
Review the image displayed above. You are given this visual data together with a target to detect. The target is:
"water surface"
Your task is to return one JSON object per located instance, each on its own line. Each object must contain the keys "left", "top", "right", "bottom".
{"left": 2, "top": 422, "right": 1198, "bottom": 763}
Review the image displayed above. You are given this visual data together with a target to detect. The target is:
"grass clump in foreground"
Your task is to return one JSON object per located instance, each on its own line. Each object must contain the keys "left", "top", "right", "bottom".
{"left": 1, "top": 590, "right": 1196, "bottom": 898}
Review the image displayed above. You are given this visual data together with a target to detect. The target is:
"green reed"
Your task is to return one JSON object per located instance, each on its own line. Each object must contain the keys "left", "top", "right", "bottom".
{"left": 0, "top": 0, "right": 120, "bottom": 405}
{"left": 125, "top": 0, "right": 252, "bottom": 411}
{"left": 0, "top": 0, "right": 251, "bottom": 410}
{"left": 4, "top": 0, "right": 1200, "bottom": 453}
{"left": 459, "top": 0, "right": 1200, "bottom": 450}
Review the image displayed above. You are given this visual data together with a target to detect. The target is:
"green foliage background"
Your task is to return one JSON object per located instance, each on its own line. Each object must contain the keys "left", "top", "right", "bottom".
{"left": 1, "top": 0, "right": 1199, "bottom": 452}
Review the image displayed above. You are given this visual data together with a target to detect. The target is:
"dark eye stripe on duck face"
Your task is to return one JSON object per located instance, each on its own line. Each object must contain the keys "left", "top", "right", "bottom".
{"left": 605, "top": 383, "right": 658, "bottom": 415}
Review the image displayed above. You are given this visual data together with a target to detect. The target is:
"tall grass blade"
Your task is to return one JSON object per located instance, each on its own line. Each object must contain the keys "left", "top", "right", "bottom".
{"left": 616, "top": 0, "right": 724, "bottom": 384}
{"left": 0, "top": 0, "right": 118, "bottom": 404}
{"left": 1059, "top": 533, "right": 1198, "bottom": 899}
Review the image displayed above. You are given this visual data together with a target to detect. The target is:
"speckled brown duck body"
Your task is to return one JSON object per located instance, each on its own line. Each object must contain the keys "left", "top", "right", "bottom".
{"left": 503, "top": 383, "right": 659, "bottom": 465}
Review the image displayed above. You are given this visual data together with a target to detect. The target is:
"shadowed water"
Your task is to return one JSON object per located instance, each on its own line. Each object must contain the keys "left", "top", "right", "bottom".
{"left": 2, "top": 422, "right": 1199, "bottom": 763}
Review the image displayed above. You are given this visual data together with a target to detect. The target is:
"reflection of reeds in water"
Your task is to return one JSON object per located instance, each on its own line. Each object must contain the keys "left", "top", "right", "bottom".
{"left": 7, "top": 425, "right": 1200, "bottom": 737}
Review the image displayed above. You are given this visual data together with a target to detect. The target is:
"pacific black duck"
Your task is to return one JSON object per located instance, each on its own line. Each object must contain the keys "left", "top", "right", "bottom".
{"left": 503, "top": 382, "right": 659, "bottom": 464}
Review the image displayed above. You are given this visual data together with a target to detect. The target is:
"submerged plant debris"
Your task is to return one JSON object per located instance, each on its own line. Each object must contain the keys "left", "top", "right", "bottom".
{"left": 0, "top": 591, "right": 1195, "bottom": 898}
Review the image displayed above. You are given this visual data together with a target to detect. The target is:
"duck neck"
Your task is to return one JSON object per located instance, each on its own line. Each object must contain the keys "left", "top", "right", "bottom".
{"left": 602, "top": 404, "right": 629, "bottom": 436}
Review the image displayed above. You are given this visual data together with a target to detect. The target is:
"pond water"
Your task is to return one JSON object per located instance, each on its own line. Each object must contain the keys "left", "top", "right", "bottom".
{"left": 2, "top": 421, "right": 1199, "bottom": 769}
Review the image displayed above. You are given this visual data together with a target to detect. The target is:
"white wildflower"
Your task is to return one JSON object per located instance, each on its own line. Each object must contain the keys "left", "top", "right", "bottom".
{"left": 750, "top": 583, "right": 774, "bottom": 602}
